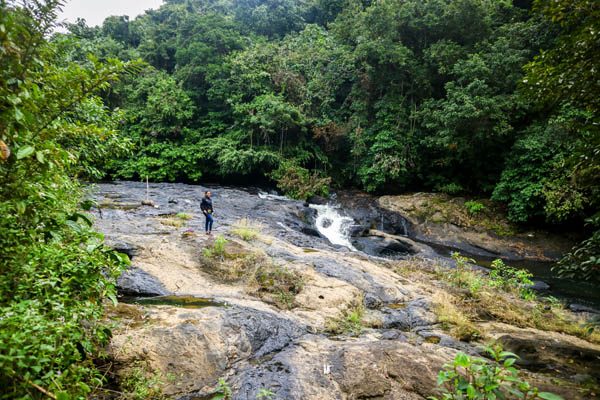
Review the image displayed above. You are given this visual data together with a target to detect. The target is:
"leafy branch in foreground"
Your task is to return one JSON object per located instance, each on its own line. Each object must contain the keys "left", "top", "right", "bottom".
{"left": 1, "top": 1, "right": 134, "bottom": 398}
{"left": 430, "top": 346, "right": 563, "bottom": 400}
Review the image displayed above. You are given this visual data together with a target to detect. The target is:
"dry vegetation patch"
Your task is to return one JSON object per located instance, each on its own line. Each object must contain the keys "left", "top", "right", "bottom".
{"left": 392, "top": 258, "right": 600, "bottom": 344}
{"left": 156, "top": 212, "right": 193, "bottom": 228}
{"left": 251, "top": 261, "right": 305, "bottom": 309}
{"left": 199, "top": 235, "right": 305, "bottom": 309}
{"left": 229, "top": 218, "right": 264, "bottom": 241}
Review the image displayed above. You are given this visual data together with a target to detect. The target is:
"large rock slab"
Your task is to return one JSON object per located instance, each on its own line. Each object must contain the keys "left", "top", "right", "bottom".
{"left": 109, "top": 304, "right": 305, "bottom": 397}
{"left": 224, "top": 336, "right": 453, "bottom": 400}
{"left": 378, "top": 193, "right": 576, "bottom": 262}
{"left": 117, "top": 266, "right": 170, "bottom": 297}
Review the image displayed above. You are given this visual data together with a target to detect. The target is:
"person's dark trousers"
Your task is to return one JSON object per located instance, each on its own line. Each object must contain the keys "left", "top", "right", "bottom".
{"left": 205, "top": 213, "right": 213, "bottom": 232}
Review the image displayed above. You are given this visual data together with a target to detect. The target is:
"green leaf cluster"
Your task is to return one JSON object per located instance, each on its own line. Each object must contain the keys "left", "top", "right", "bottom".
{"left": 430, "top": 346, "right": 563, "bottom": 400}
{"left": 0, "top": 1, "right": 131, "bottom": 397}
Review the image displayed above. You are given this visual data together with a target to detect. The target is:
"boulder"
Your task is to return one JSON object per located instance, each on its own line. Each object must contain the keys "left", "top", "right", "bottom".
{"left": 107, "top": 240, "right": 140, "bottom": 259}
{"left": 117, "top": 266, "right": 170, "bottom": 297}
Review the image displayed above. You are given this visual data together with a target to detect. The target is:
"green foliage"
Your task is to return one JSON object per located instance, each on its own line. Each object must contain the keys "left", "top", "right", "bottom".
{"left": 524, "top": 0, "right": 599, "bottom": 113}
{"left": 446, "top": 253, "right": 485, "bottom": 296}
{"left": 256, "top": 388, "right": 276, "bottom": 399}
{"left": 120, "top": 361, "right": 166, "bottom": 400}
{"left": 325, "top": 300, "right": 365, "bottom": 335}
{"left": 521, "top": 0, "right": 600, "bottom": 280}
{"left": 489, "top": 259, "right": 535, "bottom": 300}
{"left": 176, "top": 212, "right": 192, "bottom": 220}
{"left": 464, "top": 201, "right": 485, "bottom": 216}
{"left": 436, "top": 183, "right": 465, "bottom": 196}
{"left": 444, "top": 254, "right": 535, "bottom": 300}
{"left": 0, "top": 1, "right": 131, "bottom": 397}
{"left": 270, "top": 160, "right": 331, "bottom": 200}
{"left": 211, "top": 378, "right": 232, "bottom": 400}
{"left": 203, "top": 235, "right": 229, "bottom": 260}
{"left": 554, "top": 216, "right": 600, "bottom": 283}
{"left": 430, "top": 346, "right": 563, "bottom": 400}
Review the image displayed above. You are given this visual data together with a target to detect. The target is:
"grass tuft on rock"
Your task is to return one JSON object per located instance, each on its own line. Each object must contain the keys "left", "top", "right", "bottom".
{"left": 325, "top": 297, "right": 365, "bottom": 335}
{"left": 432, "top": 291, "right": 481, "bottom": 341}
{"left": 253, "top": 262, "right": 304, "bottom": 309}
{"left": 230, "top": 218, "right": 263, "bottom": 241}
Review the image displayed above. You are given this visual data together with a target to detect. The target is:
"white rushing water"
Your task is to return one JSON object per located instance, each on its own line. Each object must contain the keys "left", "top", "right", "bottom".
{"left": 310, "top": 204, "right": 356, "bottom": 250}
{"left": 258, "top": 191, "right": 291, "bottom": 201}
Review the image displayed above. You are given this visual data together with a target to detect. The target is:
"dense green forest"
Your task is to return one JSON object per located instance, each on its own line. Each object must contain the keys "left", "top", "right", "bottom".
{"left": 60, "top": 0, "right": 598, "bottom": 274}
{"left": 0, "top": 0, "right": 598, "bottom": 398}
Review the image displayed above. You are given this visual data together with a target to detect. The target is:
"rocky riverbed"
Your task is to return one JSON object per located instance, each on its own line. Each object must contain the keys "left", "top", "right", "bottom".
{"left": 91, "top": 181, "right": 599, "bottom": 399}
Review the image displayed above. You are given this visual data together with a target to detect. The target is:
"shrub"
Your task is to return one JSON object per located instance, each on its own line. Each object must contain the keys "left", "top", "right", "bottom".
{"left": 159, "top": 216, "right": 186, "bottom": 227}
{"left": 441, "top": 253, "right": 485, "bottom": 296}
{"left": 211, "top": 378, "right": 232, "bottom": 400}
{"left": 256, "top": 388, "right": 276, "bottom": 399}
{"left": 464, "top": 200, "right": 486, "bottom": 216}
{"left": 436, "top": 182, "right": 464, "bottom": 195}
{"left": 269, "top": 160, "right": 331, "bottom": 200}
{"left": 554, "top": 217, "right": 600, "bottom": 284}
{"left": 0, "top": 2, "right": 132, "bottom": 397}
{"left": 489, "top": 259, "right": 535, "bottom": 300}
{"left": 203, "top": 235, "right": 229, "bottom": 260}
{"left": 120, "top": 361, "right": 166, "bottom": 400}
{"left": 430, "top": 346, "right": 563, "bottom": 400}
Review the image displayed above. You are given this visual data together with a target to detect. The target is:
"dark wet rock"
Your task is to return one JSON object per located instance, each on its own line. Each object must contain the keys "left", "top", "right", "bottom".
{"left": 569, "top": 303, "right": 600, "bottom": 314}
{"left": 348, "top": 223, "right": 367, "bottom": 237}
{"left": 380, "top": 330, "right": 407, "bottom": 341}
{"left": 417, "top": 330, "right": 475, "bottom": 353}
{"left": 320, "top": 217, "right": 333, "bottom": 229}
{"left": 530, "top": 280, "right": 551, "bottom": 291}
{"left": 307, "top": 195, "right": 328, "bottom": 205}
{"left": 364, "top": 293, "right": 383, "bottom": 309}
{"left": 300, "top": 226, "right": 322, "bottom": 237}
{"left": 117, "top": 266, "right": 170, "bottom": 297}
{"left": 352, "top": 230, "right": 438, "bottom": 259}
{"left": 168, "top": 198, "right": 178, "bottom": 204}
{"left": 381, "top": 298, "right": 437, "bottom": 331}
{"left": 353, "top": 236, "right": 416, "bottom": 258}
{"left": 223, "top": 307, "right": 306, "bottom": 358}
{"left": 497, "top": 334, "right": 600, "bottom": 379}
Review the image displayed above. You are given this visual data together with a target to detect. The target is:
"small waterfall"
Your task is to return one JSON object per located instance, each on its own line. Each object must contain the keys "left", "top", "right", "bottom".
{"left": 400, "top": 218, "right": 408, "bottom": 236}
{"left": 310, "top": 204, "right": 356, "bottom": 250}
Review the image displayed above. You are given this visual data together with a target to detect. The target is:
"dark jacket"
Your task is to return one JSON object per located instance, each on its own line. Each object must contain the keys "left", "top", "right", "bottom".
{"left": 200, "top": 196, "right": 213, "bottom": 214}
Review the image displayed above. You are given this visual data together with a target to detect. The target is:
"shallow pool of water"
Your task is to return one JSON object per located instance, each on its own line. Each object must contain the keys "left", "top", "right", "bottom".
{"left": 120, "top": 295, "right": 227, "bottom": 309}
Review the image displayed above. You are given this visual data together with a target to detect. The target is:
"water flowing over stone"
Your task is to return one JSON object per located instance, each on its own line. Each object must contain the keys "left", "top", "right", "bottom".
{"left": 309, "top": 203, "right": 356, "bottom": 250}
{"left": 92, "top": 182, "right": 597, "bottom": 400}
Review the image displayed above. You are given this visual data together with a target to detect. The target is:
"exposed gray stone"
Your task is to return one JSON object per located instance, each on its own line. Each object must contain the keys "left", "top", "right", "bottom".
{"left": 117, "top": 266, "right": 170, "bottom": 297}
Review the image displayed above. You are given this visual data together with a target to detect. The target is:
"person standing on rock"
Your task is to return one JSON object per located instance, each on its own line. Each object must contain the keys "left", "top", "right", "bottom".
{"left": 201, "top": 191, "right": 214, "bottom": 235}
